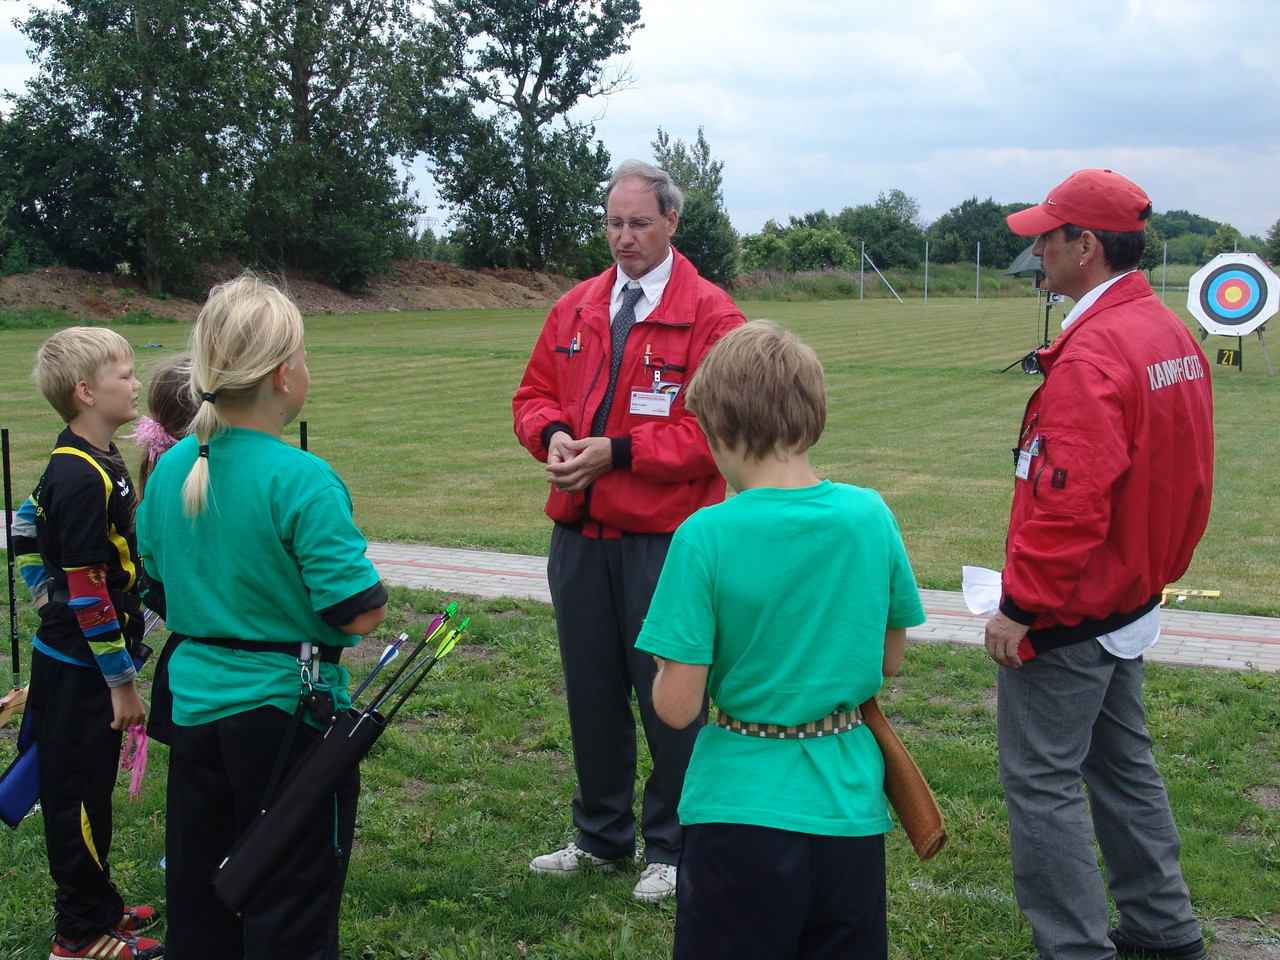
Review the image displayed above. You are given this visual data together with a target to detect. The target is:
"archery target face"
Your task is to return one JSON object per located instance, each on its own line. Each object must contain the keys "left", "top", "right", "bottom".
{"left": 1187, "top": 253, "right": 1279, "bottom": 336}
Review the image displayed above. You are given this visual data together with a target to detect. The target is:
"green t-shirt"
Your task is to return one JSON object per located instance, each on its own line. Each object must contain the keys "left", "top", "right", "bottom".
{"left": 136, "top": 429, "right": 382, "bottom": 726}
{"left": 636, "top": 480, "right": 925, "bottom": 837}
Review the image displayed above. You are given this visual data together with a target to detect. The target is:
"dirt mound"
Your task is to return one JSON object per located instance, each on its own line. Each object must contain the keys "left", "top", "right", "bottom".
{"left": 364, "top": 261, "right": 577, "bottom": 312}
{"left": 0, "top": 266, "right": 197, "bottom": 322}
{"left": 0, "top": 261, "right": 580, "bottom": 322}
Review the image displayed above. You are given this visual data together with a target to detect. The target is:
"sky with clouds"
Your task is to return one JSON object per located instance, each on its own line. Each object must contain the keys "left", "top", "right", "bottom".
{"left": 3, "top": 0, "right": 1278, "bottom": 240}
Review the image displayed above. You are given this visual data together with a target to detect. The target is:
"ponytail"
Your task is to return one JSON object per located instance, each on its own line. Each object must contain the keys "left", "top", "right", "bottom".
{"left": 181, "top": 273, "right": 304, "bottom": 517}
{"left": 180, "top": 397, "right": 220, "bottom": 516}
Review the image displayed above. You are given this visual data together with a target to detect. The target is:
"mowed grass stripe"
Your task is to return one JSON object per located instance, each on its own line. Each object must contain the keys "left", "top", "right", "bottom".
{"left": 1, "top": 292, "right": 1274, "bottom": 613}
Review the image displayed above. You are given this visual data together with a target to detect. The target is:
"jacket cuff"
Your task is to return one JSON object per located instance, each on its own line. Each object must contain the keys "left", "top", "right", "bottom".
{"left": 999, "top": 594, "right": 1038, "bottom": 627}
{"left": 541, "top": 421, "right": 573, "bottom": 452}
{"left": 611, "top": 436, "right": 632, "bottom": 469}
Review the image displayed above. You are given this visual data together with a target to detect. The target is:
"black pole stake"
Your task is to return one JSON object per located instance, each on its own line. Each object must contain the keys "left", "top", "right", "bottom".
{"left": 2, "top": 429, "right": 20, "bottom": 691}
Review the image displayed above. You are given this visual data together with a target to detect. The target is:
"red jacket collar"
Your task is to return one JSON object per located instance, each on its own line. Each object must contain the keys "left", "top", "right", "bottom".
{"left": 1039, "top": 271, "right": 1153, "bottom": 373}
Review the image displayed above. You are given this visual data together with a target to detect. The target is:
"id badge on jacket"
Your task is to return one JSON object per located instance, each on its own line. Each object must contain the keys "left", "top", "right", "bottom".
{"left": 1016, "top": 433, "right": 1040, "bottom": 481}
{"left": 629, "top": 380, "right": 681, "bottom": 417}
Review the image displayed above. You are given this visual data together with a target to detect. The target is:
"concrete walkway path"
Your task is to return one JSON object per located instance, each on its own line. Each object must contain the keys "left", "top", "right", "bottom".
{"left": 366, "top": 542, "right": 1280, "bottom": 673}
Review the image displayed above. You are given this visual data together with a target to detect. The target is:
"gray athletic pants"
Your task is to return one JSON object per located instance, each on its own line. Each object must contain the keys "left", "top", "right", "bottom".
{"left": 547, "top": 523, "right": 705, "bottom": 865}
{"left": 997, "top": 639, "right": 1202, "bottom": 960}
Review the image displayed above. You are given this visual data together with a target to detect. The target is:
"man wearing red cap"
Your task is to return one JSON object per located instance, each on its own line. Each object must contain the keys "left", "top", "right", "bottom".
{"left": 985, "top": 169, "right": 1214, "bottom": 960}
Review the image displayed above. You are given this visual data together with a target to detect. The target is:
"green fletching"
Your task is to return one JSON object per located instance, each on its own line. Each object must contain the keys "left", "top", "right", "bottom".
{"left": 434, "top": 617, "right": 469, "bottom": 660}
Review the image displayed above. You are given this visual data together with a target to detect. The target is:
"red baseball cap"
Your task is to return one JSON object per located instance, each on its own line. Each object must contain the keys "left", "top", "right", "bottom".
{"left": 1006, "top": 169, "right": 1152, "bottom": 236}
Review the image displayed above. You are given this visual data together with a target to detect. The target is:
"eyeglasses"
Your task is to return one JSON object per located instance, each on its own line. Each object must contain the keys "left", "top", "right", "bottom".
{"left": 601, "top": 216, "right": 660, "bottom": 233}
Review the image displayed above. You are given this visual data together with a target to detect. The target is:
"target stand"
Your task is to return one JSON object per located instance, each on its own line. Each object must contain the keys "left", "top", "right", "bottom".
{"left": 1187, "top": 253, "right": 1279, "bottom": 377}
{"left": 1001, "top": 289, "right": 1066, "bottom": 375}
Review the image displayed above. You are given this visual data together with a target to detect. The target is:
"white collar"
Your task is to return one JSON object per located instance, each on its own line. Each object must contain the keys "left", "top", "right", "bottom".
{"left": 613, "top": 247, "right": 674, "bottom": 306}
{"left": 1061, "top": 270, "right": 1137, "bottom": 330}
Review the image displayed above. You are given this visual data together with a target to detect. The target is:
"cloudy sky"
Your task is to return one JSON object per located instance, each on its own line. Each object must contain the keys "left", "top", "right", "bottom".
{"left": 3, "top": 0, "right": 1278, "bottom": 239}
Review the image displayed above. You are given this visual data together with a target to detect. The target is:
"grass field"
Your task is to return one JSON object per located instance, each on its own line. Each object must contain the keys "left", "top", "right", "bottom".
{"left": 1, "top": 294, "right": 1278, "bottom": 958}
{"left": 0, "top": 589, "right": 1277, "bottom": 960}
{"left": 2, "top": 291, "right": 1276, "bottom": 616}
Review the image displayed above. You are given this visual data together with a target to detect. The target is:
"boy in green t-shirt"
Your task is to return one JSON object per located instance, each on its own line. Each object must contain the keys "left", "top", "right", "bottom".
{"left": 637, "top": 321, "right": 925, "bottom": 960}
{"left": 29, "top": 326, "right": 163, "bottom": 959}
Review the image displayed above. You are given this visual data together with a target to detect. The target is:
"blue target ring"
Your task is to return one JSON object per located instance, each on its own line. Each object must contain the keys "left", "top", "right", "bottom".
{"left": 1199, "top": 264, "right": 1267, "bottom": 326}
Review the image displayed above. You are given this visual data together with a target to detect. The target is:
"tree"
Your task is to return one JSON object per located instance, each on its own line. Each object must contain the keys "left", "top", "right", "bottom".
{"left": 1166, "top": 233, "right": 1208, "bottom": 265}
{"left": 785, "top": 228, "right": 852, "bottom": 272}
{"left": 789, "top": 210, "right": 833, "bottom": 231}
{"left": 833, "top": 190, "right": 925, "bottom": 269}
{"left": 4, "top": 0, "right": 422, "bottom": 292}
{"left": 233, "top": 0, "right": 420, "bottom": 289}
{"left": 427, "top": 112, "right": 611, "bottom": 272}
{"left": 1148, "top": 209, "right": 1219, "bottom": 242}
{"left": 652, "top": 127, "right": 737, "bottom": 285}
{"left": 422, "top": 0, "right": 642, "bottom": 270}
{"left": 873, "top": 188, "right": 923, "bottom": 228}
{"left": 243, "top": 137, "right": 416, "bottom": 290}
{"left": 652, "top": 126, "right": 724, "bottom": 199}
{"left": 1203, "top": 223, "right": 1243, "bottom": 261}
{"left": 11, "top": 0, "right": 246, "bottom": 292}
{"left": 0, "top": 95, "right": 130, "bottom": 274}
{"left": 740, "top": 232, "right": 788, "bottom": 272}
{"left": 1140, "top": 222, "right": 1163, "bottom": 276}
{"left": 926, "top": 197, "right": 1025, "bottom": 267}
{"left": 1265, "top": 218, "right": 1280, "bottom": 266}
{"left": 671, "top": 192, "right": 738, "bottom": 286}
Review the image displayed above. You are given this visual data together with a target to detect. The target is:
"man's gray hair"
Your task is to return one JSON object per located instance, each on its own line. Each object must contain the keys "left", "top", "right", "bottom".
{"left": 606, "top": 160, "right": 684, "bottom": 216}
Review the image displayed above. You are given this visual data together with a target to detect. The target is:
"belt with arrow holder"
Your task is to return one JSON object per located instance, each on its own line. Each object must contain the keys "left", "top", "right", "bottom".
{"left": 212, "top": 603, "right": 468, "bottom": 913}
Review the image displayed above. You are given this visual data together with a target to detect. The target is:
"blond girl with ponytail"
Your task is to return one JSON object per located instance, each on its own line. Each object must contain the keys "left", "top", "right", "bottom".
{"left": 136, "top": 273, "right": 387, "bottom": 960}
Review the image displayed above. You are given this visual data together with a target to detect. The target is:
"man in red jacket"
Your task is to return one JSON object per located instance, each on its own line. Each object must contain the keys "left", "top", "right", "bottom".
{"left": 513, "top": 160, "right": 744, "bottom": 902}
{"left": 986, "top": 169, "right": 1213, "bottom": 960}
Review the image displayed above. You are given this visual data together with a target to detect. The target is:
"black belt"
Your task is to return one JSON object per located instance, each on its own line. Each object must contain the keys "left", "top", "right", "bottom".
{"left": 47, "top": 593, "right": 337, "bottom": 663}
{"left": 556, "top": 519, "right": 665, "bottom": 538}
{"left": 181, "top": 635, "right": 343, "bottom": 663}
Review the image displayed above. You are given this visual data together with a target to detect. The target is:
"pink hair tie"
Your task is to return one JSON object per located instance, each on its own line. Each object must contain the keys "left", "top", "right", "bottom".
{"left": 125, "top": 415, "right": 180, "bottom": 463}
{"left": 120, "top": 725, "right": 148, "bottom": 800}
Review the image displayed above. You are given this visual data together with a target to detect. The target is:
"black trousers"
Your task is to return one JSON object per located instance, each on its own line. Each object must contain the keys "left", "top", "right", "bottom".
{"left": 165, "top": 706, "right": 358, "bottom": 960}
{"left": 547, "top": 524, "right": 705, "bottom": 864}
{"left": 29, "top": 651, "right": 127, "bottom": 940}
{"left": 675, "top": 823, "right": 888, "bottom": 960}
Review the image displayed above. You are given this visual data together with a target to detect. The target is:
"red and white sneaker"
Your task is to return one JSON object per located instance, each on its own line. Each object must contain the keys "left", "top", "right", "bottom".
{"left": 117, "top": 906, "right": 161, "bottom": 934}
{"left": 48, "top": 927, "right": 164, "bottom": 959}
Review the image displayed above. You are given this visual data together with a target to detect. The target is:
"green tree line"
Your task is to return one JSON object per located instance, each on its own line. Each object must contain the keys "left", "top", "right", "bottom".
{"left": 739, "top": 196, "right": 1275, "bottom": 279}
{"left": 1, "top": 0, "right": 1276, "bottom": 294}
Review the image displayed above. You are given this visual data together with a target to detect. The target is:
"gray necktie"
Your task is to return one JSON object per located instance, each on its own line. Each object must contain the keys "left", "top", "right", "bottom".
{"left": 592, "top": 281, "right": 645, "bottom": 434}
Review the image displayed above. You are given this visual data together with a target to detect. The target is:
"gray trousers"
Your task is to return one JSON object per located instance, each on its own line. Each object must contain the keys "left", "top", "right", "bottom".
{"left": 547, "top": 524, "right": 705, "bottom": 865}
{"left": 997, "top": 639, "right": 1202, "bottom": 960}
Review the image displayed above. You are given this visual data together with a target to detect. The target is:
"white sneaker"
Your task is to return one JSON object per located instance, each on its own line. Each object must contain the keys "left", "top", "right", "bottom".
{"left": 632, "top": 862, "right": 677, "bottom": 902}
{"left": 529, "top": 842, "right": 618, "bottom": 875}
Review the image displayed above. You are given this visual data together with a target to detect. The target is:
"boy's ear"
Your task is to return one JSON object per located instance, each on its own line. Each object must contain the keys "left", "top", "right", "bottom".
{"left": 72, "top": 379, "right": 95, "bottom": 410}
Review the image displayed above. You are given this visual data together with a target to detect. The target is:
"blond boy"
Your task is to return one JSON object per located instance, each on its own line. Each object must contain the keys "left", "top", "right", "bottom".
{"left": 30, "top": 326, "right": 162, "bottom": 959}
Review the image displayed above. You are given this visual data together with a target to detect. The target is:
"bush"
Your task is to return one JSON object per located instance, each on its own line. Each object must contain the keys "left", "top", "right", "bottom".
{"left": 0, "top": 307, "right": 181, "bottom": 329}
{"left": 0, "top": 307, "right": 75, "bottom": 329}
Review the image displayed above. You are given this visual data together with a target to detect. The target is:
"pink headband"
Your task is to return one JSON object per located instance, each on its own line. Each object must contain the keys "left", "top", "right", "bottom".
{"left": 126, "top": 415, "right": 181, "bottom": 463}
